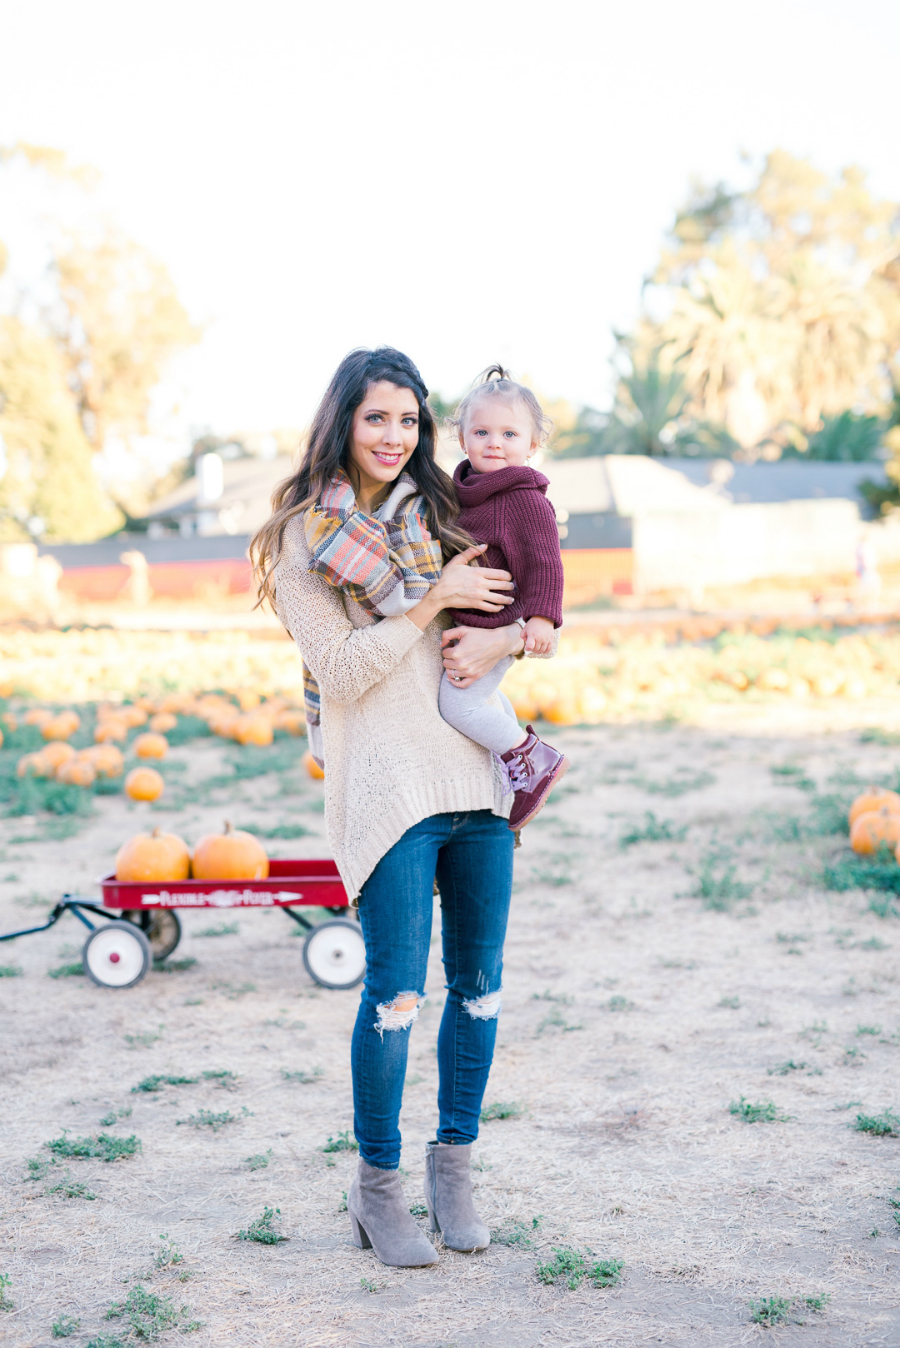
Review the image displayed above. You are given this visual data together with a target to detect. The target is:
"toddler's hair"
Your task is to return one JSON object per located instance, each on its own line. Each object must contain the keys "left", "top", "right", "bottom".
{"left": 453, "top": 364, "right": 551, "bottom": 445}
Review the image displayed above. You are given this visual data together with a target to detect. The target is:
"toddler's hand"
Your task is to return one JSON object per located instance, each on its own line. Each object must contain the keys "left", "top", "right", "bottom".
{"left": 524, "top": 616, "right": 554, "bottom": 655}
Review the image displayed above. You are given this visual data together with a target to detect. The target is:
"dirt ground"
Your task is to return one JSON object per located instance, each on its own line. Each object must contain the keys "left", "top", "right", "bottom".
{"left": 3, "top": 715, "right": 900, "bottom": 1348}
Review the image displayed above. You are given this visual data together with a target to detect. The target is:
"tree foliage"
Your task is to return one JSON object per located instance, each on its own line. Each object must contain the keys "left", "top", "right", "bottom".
{"left": 54, "top": 227, "right": 200, "bottom": 449}
{"left": 628, "top": 150, "right": 900, "bottom": 455}
{"left": 0, "top": 143, "right": 199, "bottom": 541}
{"left": 0, "top": 315, "right": 123, "bottom": 541}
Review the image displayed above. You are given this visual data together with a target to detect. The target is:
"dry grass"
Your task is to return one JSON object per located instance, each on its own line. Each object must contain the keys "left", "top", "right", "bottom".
{"left": 2, "top": 717, "right": 900, "bottom": 1345}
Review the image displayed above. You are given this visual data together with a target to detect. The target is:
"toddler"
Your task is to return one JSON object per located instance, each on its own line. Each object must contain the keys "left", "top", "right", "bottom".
{"left": 438, "top": 366, "right": 568, "bottom": 829}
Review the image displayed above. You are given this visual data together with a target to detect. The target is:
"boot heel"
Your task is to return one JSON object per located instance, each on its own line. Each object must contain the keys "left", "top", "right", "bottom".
{"left": 349, "top": 1212, "right": 372, "bottom": 1249}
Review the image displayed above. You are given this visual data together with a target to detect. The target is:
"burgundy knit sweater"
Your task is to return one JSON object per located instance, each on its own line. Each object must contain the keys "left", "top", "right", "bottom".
{"left": 449, "top": 460, "right": 564, "bottom": 629}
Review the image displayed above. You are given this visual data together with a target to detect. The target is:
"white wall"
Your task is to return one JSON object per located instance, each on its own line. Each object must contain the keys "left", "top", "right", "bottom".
{"left": 632, "top": 499, "right": 860, "bottom": 594}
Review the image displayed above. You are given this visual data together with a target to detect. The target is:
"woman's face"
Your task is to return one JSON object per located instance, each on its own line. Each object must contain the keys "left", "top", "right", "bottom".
{"left": 347, "top": 381, "right": 420, "bottom": 503}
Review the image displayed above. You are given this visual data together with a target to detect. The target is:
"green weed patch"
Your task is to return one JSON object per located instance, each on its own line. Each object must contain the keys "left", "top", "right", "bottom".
{"left": 853, "top": 1110, "right": 900, "bottom": 1136}
{"left": 237, "top": 1206, "right": 288, "bottom": 1244}
{"left": 729, "top": 1097, "right": 789, "bottom": 1123}
{"left": 46, "top": 1133, "right": 141, "bottom": 1162}
{"left": 536, "top": 1247, "right": 623, "bottom": 1290}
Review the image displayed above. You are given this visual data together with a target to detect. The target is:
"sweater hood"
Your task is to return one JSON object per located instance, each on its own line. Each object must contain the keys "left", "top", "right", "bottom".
{"left": 453, "top": 459, "right": 550, "bottom": 506}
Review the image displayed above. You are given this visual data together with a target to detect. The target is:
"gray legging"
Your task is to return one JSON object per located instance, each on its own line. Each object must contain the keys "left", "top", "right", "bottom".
{"left": 438, "top": 654, "right": 522, "bottom": 755}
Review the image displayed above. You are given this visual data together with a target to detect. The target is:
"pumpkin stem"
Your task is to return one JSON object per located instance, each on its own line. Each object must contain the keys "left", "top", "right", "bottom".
{"left": 151, "top": 827, "right": 161, "bottom": 838}
{"left": 224, "top": 821, "right": 233, "bottom": 835}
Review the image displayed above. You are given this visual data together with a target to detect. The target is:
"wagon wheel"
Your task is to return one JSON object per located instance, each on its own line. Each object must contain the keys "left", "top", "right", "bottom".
{"left": 82, "top": 920, "right": 152, "bottom": 989}
{"left": 302, "top": 918, "right": 366, "bottom": 990}
{"left": 122, "top": 909, "right": 182, "bottom": 961}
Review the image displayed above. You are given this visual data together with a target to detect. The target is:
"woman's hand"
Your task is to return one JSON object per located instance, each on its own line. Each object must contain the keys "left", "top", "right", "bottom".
{"left": 434, "top": 545, "right": 514, "bottom": 612}
{"left": 441, "top": 623, "right": 525, "bottom": 688}
{"left": 406, "top": 544, "right": 514, "bottom": 632}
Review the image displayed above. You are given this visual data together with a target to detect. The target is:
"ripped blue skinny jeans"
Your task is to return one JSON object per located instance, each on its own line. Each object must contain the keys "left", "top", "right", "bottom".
{"left": 351, "top": 809, "right": 514, "bottom": 1170}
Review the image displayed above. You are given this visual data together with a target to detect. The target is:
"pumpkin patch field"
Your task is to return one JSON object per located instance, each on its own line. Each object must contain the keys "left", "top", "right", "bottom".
{"left": 2, "top": 620, "right": 900, "bottom": 1345}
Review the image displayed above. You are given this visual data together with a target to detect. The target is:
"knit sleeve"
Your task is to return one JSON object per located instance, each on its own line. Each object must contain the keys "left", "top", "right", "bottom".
{"left": 501, "top": 492, "right": 565, "bottom": 627}
{"left": 275, "top": 519, "right": 423, "bottom": 704}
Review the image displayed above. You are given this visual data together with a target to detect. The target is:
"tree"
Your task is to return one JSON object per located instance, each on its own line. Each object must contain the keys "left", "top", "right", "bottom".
{"left": 53, "top": 227, "right": 200, "bottom": 450}
{"left": 0, "top": 143, "right": 200, "bottom": 539}
{"left": 629, "top": 151, "right": 900, "bottom": 455}
{"left": 0, "top": 314, "right": 123, "bottom": 541}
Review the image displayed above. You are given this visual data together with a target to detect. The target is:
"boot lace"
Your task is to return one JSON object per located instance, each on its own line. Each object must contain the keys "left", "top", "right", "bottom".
{"left": 494, "top": 750, "right": 529, "bottom": 794}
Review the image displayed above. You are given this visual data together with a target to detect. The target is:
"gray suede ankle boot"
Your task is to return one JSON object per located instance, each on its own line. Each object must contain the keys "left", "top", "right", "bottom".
{"left": 424, "top": 1141, "right": 490, "bottom": 1252}
{"left": 348, "top": 1158, "right": 438, "bottom": 1267}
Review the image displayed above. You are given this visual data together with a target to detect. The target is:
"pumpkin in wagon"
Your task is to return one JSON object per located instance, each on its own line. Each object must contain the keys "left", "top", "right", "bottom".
{"left": 116, "top": 827, "right": 191, "bottom": 882}
{"left": 191, "top": 821, "right": 269, "bottom": 880}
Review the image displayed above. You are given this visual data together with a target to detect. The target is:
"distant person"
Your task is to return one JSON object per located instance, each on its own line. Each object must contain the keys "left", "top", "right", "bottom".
{"left": 855, "top": 536, "right": 881, "bottom": 607}
{"left": 251, "top": 347, "right": 540, "bottom": 1269}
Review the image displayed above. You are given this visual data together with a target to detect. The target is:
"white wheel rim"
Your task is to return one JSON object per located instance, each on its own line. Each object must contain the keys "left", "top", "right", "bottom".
{"left": 85, "top": 927, "right": 147, "bottom": 986}
{"left": 306, "top": 924, "right": 366, "bottom": 986}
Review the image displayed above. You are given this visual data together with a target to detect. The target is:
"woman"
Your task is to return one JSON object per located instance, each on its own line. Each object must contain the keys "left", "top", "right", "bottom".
{"left": 252, "top": 347, "right": 527, "bottom": 1268}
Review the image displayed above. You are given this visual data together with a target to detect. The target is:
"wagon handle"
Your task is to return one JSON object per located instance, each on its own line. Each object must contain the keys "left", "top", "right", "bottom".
{"left": 0, "top": 896, "right": 111, "bottom": 943}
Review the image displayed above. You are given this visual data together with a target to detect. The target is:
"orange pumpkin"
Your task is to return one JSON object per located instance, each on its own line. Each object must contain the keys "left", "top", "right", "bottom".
{"left": 84, "top": 744, "right": 125, "bottom": 777}
{"left": 95, "top": 718, "right": 128, "bottom": 743}
{"left": 24, "top": 708, "right": 53, "bottom": 727}
{"left": 17, "top": 752, "right": 49, "bottom": 778}
{"left": 120, "top": 705, "right": 148, "bottom": 728}
{"left": 39, "top": 741, "right": 77, "bottom": 770}
{"left": 42, "top": 710, "right": 80, "bottom": 740}
{"left": 234, "top": 714, "right": 274, "bottom": 747}
{"left": 302, "top": 750, "right": 325, "bottom": 780}
{"left": 848, "top": 788, "right": 900, "bottom": 828}
{"left": 149, "top": 712, "right": 178, "bottom": 734}
{"left": 57, "top": 758, "right": 96, "bottom": 787}
{"left": 237, "top": 689, "right": 261, "bottom": 711}
{"left": 1, "top": 712, "right": 17, "bottom": 731}
{"left": 133, "top": 732, "right": 168, "bottom": 759}
{"left": 274, "top": 710, "right": 306, "bottom": 735}
{"left": 756, "top": 668, "right": 790, "bottom": 692}
{"left": 160, "top": 693, "right": 195, "bottom": 714}
{"left": 124, "top": 766, "right": 165, "bottom": 801}
{"left": 850, "top": 807, "right": 900, "bottom": 855}
{"left": 191, "top": 821, "right": 269, "bottom": 880}
{"left": 116, "top": 826, "right": 191, "bottom": 882}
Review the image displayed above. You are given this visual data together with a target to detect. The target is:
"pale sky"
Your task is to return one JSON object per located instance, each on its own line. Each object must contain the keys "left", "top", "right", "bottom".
{"left": 1, "top": 0, "right": 899, "bottom": 439}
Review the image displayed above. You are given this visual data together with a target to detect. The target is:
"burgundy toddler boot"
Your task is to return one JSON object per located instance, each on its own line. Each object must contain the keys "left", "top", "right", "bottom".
{"left": 500, "top": 725, "right": 569, "bottom": 830}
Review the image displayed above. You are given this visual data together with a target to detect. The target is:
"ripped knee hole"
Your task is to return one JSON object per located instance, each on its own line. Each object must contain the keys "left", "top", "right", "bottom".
{"left": 463, "top": 989, "right": 503, "bottom": 1020}
{"left": 374, "top": 991, "right": 424, "bottom": 1034}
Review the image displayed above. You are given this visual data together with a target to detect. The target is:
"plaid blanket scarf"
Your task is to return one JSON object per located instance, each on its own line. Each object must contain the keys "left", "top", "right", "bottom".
{"left": 301, "top": 470, "right": 443, "bottom": 763}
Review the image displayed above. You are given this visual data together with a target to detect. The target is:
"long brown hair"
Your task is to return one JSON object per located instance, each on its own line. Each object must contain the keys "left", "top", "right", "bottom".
{"left": 251, "top": 346, "right": 471, "bottom": 609}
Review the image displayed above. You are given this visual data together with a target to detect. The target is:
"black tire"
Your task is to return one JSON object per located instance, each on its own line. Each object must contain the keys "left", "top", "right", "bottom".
{"left": 82, "top": 920, "right": 151, "bottom": 989}
{"left": 122, "top": 909, "right": 182, "bottom": 961}
{"left": 302, "top": 918, "right": 366, "bottom": 990}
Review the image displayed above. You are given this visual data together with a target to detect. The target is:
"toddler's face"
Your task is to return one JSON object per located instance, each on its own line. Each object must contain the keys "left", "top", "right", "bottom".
{"left": 459, "top": 397, "right": 538, "bottom": 473}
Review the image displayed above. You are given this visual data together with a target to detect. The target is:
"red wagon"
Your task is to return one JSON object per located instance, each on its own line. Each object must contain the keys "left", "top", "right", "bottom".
{"left": 0, "top": 859, "right": 366, "bottom": 992}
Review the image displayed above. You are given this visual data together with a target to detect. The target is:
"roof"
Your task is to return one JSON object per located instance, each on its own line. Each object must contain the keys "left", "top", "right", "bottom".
{"left": 662, "top": 458, "right": 887, "bottom": 514}
{"left": 142, "top": 454, "right": 295, "bottom": 534}
{"left": 541, "top": 456, "right": 728, "bottom": 516}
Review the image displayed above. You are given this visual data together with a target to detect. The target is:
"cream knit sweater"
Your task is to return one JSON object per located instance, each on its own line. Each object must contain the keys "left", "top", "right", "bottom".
{"left": 275, "top": 516, "right": 511, "bottom": 901}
